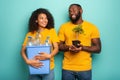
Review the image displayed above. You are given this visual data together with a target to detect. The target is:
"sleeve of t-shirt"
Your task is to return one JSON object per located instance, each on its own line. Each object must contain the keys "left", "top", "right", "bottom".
{"left": 50, "top": 29, "right": 59, "bottom": 43}
{"left": 58, "top": 25, "right": 65, "bottom": 41}
{"left": 91, "top": 26, "right": 100, "bottom": 39}
{"left": 22, "top": 33, "right": 30, "bottom": 46}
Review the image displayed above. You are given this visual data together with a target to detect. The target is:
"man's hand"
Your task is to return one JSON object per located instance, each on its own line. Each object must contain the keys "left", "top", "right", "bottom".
{"left": 69, "top": 45, "right": 82, "bottom": 53}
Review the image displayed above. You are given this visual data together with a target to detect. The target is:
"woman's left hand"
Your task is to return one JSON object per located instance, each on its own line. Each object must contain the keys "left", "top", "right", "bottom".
{"left": 34, "top": 52, "right": 51, "bottom": 60}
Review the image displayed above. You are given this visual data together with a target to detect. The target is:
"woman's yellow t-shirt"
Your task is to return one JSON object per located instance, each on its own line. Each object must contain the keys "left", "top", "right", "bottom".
{"left": 23, "top": 28, "right": 59, "bottom": 70}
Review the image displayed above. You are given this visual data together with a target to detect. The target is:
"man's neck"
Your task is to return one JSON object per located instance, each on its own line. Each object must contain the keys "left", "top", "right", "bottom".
{"left": 73, "top": 18, "right": 83, "bottom": 25}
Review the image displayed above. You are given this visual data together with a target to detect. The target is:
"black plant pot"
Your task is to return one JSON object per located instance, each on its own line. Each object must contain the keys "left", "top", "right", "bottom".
{"left": 72, "top": 40, "right": 81, "bottom": 48}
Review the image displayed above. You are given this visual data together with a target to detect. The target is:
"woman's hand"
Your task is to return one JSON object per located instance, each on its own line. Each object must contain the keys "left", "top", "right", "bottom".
{"left": 34, "top": 52, "right": 51, "bottom": 60}
{"left": 26, "top": 59, "right": 43, "bottom": 68}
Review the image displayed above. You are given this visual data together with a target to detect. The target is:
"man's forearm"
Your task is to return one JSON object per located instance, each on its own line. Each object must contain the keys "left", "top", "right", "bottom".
{"left": 82, "top": 45, "right": 101, "bottom": 53}
{"left": 59, "top": 44, "right": 69, "bottom": 51}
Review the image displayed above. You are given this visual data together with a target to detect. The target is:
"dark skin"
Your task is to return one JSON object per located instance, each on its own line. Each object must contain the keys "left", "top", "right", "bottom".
{"left": 59, "top": 5, "right": 101, "bottom": 53}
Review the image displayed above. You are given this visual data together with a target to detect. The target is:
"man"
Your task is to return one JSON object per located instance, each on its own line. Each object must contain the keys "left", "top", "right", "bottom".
{"left": 58, "top": 4, "right": 101, "bottom": 80}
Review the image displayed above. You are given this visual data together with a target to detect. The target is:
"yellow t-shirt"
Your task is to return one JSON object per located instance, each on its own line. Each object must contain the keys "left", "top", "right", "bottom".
{"left": 23, "top": 28, "right": 59, "bottom": 70}
{"left": 58, "top": 21, "right": 100, "bottom": 71}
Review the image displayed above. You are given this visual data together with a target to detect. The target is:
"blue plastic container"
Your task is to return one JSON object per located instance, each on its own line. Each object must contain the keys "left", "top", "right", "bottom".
{"left": 26, "top": 45, "right": 51, "bottom": 74}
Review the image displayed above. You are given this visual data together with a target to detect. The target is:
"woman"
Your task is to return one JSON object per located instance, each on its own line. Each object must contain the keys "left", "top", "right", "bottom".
{"left": 21, "top": 8, "right": 59, "bottom": 80}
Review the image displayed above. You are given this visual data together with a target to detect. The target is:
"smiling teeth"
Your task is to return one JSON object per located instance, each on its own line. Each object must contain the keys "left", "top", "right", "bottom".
{"left": 72, "top": 15, "right": 76, "bottom": 18}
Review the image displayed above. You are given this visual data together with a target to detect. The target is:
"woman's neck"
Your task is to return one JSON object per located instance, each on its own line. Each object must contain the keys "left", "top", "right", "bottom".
{"left": 38, "top": 27, "right": 45, "bottom": 32}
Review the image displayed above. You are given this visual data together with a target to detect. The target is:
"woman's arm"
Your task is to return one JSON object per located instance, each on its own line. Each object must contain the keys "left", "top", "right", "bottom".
{"left": 21, "top": 45, "right": 43, "bottom": 68}
{"left": 35, "top": 42, "right": 59, "bottom": 60}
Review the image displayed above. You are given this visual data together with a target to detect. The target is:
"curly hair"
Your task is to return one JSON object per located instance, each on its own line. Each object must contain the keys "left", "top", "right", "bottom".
{"left": 28, "top": 8, "right": 54, "bottom": 32}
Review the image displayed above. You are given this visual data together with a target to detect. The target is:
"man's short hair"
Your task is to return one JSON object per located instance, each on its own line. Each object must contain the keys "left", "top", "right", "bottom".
{"left": 69, "top": 4, "right": 82, "bottom": 9}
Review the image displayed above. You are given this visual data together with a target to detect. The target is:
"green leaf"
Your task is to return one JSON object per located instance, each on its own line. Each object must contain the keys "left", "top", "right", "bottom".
{"left": 72, "top": 24, "right": 84, "bottom": 34}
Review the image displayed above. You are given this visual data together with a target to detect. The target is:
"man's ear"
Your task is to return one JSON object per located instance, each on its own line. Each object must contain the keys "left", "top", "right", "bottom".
{"left": 80, "top": 9, "right": 83, "bottom": 14}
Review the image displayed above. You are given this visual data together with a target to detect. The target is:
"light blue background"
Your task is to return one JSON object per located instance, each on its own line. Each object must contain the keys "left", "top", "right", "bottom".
{"left": 0, "top": 0, "right": 120, "bottom": 80}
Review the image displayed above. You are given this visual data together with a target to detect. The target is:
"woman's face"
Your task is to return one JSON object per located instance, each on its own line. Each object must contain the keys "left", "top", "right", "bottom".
{"left": 36, "top": 13, "right": 48, "bottom": 28}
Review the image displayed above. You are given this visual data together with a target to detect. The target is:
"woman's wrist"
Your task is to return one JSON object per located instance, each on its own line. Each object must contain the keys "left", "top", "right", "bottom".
{"left": 25, "top": 59, "right": 30, "bottom": 64}
{"left": 48, "top": 54, "right": 52, "bottom": 59}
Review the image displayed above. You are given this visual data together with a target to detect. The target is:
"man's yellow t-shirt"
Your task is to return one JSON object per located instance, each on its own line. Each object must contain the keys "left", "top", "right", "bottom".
{"left": 58, "top": 21, "right": 100, "bottom": 71}
{"left": 23, "top": 28, "right": 59, "bottom": 70}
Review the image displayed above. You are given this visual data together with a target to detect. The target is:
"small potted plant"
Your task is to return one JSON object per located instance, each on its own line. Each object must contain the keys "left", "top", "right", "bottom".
{"left": 72, "top": 24, "right": 84, "bottom": 48}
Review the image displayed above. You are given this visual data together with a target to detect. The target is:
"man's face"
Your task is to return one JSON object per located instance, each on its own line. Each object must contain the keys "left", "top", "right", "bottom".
{"left": 69, "top": 5, "right": 81, "bottom": 23}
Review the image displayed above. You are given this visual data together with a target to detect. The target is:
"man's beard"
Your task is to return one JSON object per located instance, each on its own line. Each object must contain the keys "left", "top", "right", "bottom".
{"left": 70, "top": 11, "right": 81, "bottom": 23}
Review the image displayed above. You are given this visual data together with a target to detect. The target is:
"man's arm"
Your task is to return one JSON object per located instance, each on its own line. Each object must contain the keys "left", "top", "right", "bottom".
{"left": 59, "top": 41, "right": 70, "bottom": 52}
{"left": 82, "top": 38, "right": 101, "bottom": 53}
{"left": 59, "top": 38, "right": 101, "bottom": 53}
